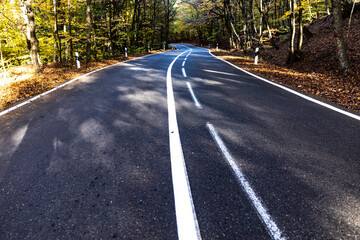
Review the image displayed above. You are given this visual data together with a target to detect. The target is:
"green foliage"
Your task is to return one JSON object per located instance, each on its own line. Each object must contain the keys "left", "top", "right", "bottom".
{"left": 173, "top": 0, "right": 333, "bottom": 47}
{"left": 0, "top": 1, "right": 28, "bottom": 66}
{"left": 0, "top": 0, "right": 175, "bottom": 67}
{"left": 129, "top": 46, "right": 146, "bottom": 54}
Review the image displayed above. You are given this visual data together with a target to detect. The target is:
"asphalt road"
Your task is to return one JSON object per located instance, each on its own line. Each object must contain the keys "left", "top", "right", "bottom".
{"left": 0, "top": 44, "right": 359, "bottom": 239}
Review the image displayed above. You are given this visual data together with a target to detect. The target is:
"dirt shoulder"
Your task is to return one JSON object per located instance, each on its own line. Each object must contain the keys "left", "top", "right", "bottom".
{"left": 0, "top": 50, "right": 167, "bottom": 111}
{"left": 211, "top": 50, "right": 360, "bottom": 114}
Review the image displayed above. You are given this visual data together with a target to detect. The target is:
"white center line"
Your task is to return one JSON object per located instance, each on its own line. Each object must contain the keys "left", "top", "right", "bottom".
{"left": 167, "top": 50, "right": 202, "bottom": 240}
{"left": 186, "top": 50, "right": 192, "bottom": 58}
{"left": 181, "top": 49, "right": 192, "bottom": 78}
{"left": 203, "top": 69, "right": 238, "bottom": 76}
{"left": 206, "top": 123, "right": 286, "bottom": 240}
{"left": 186, "top": 82, "right": 202, "bottom": 109}
{"left": 182, "top": 68, "right": 187, "bottom": 78}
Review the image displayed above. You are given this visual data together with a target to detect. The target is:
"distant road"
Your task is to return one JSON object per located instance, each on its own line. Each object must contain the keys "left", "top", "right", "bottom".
{"left": 0, "top": 44, "right": 359, "bottom": 239}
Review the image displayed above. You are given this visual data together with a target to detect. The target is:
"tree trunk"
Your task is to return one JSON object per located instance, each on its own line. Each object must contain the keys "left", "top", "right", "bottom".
{"left": 240, "top": 0, "right": 249, "bottom": 47}
{"left": 285, "top": 0, "right": 290, "bottom": 27}
{"left": 259, "top": 0, "right": 263, "bottom": 43}
{"left": 86, "top": 0, "right": 92, "bottom": 63}
{"left": 22, "top": 0, "right": 41, "bottom": 74}
{"left": 287, "top": 0, "right": 297, "bottom": 63}
{"left": 165, "top": 0, "right": 170, "bottom": 47}
{"left": 130, "top": 0, "right": 139, "bottom": 46}
{"left": 151, "top": 0, "right": 158, "bottom": 48}
{"left": 53, "top": 0, "right": 62, "bottom": 63}
{"left": 332, "top": 0, "right": 350, "bottom": 69}
{"left": 67, "top": 0, "right": 74, "bottom": 64}
{"left": 307, "top": 0, "right": 313, "bottom": 19}
{"left": 224, "top": 0, "right": 233, "bottom": 47}
{"left": 107, "top": 1, "right": 113, "bottom": 56}
{"left": 92, "top": 0, "right": 97, "bottom": 61}
{"left": 325, "top": 0, "right": 330, "bottom": 15}
{"left": 297, "top": 0, "right": 303, "bottom": 52}
{"left": 249, "top": 0, "right": 257, "bottom": 38}
{"left": 0, "top": 42, "right": 7, "bottom": 78}
{"left": 230, "top": 21, "right": 242, "bottom": 49}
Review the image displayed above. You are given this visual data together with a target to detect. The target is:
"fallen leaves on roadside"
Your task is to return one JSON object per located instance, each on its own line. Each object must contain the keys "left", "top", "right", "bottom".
{"left": 0, "top": 50, "right": 166, "bottom": 111}
{"left": 213, "top": 51, "right": 360, "bottom": 113}
{"left": 211, "top": 12, "right": 360, "bottom": 113}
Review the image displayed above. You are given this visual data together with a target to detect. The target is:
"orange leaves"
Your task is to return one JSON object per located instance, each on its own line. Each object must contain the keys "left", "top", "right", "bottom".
{"left": 0, "top": 50, "right": 167, "bottom": 111}
{"left": 213, "top": 50, "right": 360, "bottom": 113}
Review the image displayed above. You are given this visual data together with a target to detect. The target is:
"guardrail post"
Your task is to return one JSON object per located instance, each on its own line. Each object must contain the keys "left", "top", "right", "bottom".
{"left": 254, "top": 47, "right": 259, "bottom": 65}
{"left": 75, "top": 52, "right": 80, "bottom": 68}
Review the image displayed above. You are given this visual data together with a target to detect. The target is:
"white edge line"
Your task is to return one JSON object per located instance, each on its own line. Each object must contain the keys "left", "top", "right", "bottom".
{"left": 186, "top": 50, "right": 192, "bottom": 58}
{"left": 182, "top": 68, "right": 187, "bottom": 78}
{"left": 167, "top": 50, "right": 201, "bottom": 240}
{"left": 186, "top": 82, "right": 203, "bottom": 109}
{"left": 208, "top": 50, "right": 360, "bottom": 121}
{"left": 0, "top": 50, "right": 170, "bottom": 118}
{"left": 206, "top": 122, "right": 286, "bottom": 240}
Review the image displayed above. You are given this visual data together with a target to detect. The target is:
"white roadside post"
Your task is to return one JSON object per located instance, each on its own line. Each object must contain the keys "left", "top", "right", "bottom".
{"left": 254, "top": 47, "right": 259, "bottom": 65}
{"left": 216, "top": 43, "right": 219, "bottom": 51}
{"left": 125, "top": 47, "right": 128, "bottom": 58}
{"left": 208, "top": 44, "right": 211, "bottom": 49}
{"left": 163, "top": 44, "right": 166, "bottom": 50}
{"left": 148, "top": 45, "right": 150, "bottom": 53}
{"left": 75, "top": 52, "right": 81, "bottom": 69}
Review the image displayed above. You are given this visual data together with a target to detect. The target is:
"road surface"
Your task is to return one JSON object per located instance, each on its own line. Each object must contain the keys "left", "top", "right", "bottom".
{"left": 0, "top": 44, "right": 359, "bottom": 239}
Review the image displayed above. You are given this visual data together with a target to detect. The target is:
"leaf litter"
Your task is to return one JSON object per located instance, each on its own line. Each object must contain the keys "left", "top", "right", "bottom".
{"left": 0, "top": 50, "right": 166, "bottom": 111}
{"left": 212, "top": 12, "right": 360, "bottom": 113}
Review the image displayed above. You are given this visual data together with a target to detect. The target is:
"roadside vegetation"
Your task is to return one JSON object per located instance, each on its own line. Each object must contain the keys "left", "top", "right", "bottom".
{"left": 0, "top": 51, "right": 165, "bottom": 111}
{"left": 0, "top": 0, "right": 176, "bottom": 110}
{"left": 0, "top": 0, "right": 359, "bottom": 113}
{"left": 173, "top": 0, "right": 360, "bottom": 112}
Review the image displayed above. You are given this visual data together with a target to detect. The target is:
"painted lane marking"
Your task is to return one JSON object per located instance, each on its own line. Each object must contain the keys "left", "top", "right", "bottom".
{"left": 186, "top": 82, "right": 202, "bottom": 109}
{"left": 167, "top": 50, "right": 202, "bottom": 240}
{"left": 182, "top": 68, "right": 187, "bottom": 78}
{"left": 186, "top": 50, "right": 192, "bottom": 58}
{"left": 0, "top": 51, "right": 169, "bottom": 118}
{"left": 203, "top": 69, "right": 238, "bottom": 76}
{"left": 209, "top": 51, "right": 360, "bottom": 121}
{"left": 206, "top": 123, "right": 286, "bottom": 240}
{"left": 180, "top": 49, "right": 192, "bottom": 79}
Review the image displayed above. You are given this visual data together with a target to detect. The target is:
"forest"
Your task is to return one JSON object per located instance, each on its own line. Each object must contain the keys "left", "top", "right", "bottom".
{"left": 174, "top": 0, "right": 358, "bottom": 69}
{"left": 0, "top": 0, "right": 175, "bottom": 74}
{"left": 0, "top": 0, "right": 357, "bottom": 71}
{"left": 0, "top": 0, "right": 359, "bottom": 111}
